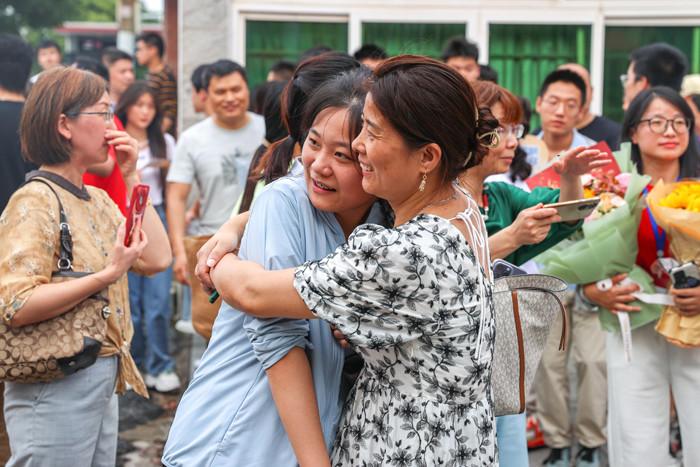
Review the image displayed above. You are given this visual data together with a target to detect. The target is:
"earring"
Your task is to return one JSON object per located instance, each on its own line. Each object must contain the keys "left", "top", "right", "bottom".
{"left": 418, "top": 173, "right": 427, "bottom": 192}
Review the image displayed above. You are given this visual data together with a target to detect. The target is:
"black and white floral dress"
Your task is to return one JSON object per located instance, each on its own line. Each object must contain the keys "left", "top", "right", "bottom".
{"left": 294, "top": 205, "right": 496, "bottom": 467}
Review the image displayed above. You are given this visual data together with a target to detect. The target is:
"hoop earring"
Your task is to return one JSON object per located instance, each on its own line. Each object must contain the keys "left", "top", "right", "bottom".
{"left": 418, "top": 173, "right": 427, "bottom": 192}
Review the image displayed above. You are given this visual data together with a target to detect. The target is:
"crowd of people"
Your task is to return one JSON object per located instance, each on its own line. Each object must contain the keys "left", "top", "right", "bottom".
{"left": 0, "top": 28, "right": 699, "bottom": 467}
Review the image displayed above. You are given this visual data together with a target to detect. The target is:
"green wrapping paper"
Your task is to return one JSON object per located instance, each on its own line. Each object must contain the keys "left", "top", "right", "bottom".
{"left": 537, "top": 168, "right": 662, "bottom": 331}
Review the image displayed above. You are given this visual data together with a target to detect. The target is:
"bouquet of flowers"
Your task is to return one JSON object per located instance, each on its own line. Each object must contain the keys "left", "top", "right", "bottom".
{"left": 647, "top": 180, "right": 700, "bottom": 347}
{"left": 536, "top": 157, "right": 660, "bottom": 333}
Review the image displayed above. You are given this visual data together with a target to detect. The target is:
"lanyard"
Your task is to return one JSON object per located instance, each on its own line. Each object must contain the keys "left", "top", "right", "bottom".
{"left": 642, "top": 186, "right": 666, "bottom": 258}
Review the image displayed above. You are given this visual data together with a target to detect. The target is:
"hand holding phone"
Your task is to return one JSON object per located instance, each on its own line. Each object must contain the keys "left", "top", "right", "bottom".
{"left": 543, "top": 197, "right": 600, "bottom": 223}
{"left": 125, "top": 184, "right": 150, "bottom": 247}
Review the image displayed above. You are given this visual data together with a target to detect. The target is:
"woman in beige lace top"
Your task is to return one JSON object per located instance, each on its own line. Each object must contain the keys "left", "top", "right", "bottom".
{"left": 0, "top": 67, "right": 171, "bottom": 466}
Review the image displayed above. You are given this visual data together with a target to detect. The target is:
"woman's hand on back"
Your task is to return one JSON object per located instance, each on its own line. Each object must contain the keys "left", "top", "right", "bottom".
{"left": 100, "top": 221, "right": 148, "bottom": 285}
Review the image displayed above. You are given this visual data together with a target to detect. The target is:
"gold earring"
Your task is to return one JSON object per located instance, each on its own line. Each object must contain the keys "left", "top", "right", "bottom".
{"left": 418, "top": 173, "right": 427, "bottom": 192}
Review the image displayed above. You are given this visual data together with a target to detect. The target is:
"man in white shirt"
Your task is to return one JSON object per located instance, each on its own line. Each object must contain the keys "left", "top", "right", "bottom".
{"left": 167, "top": 59, "right": 264, "bottom": 287}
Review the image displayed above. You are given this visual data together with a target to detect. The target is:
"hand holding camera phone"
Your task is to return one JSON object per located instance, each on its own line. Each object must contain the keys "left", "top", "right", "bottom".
{"left": 670, "top": 262, "right": 700, "bottom": 289}
{"left": 543, "top": 197, "right": 601, "bottom": 223}
{"left": 124, "top": 184, "right": 150, "bottom": 247}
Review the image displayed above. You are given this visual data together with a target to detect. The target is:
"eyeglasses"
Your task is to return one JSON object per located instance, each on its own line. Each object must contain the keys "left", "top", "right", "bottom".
{"left": 541, "top": 97, "right": 580, "bottom": 114}
{"left": 495, "top": 123, "right": 525, "bottom": 140}
{"left": 66, "top": 109, "right": 114, "bottom": 124}
{"left": 638, "top": 117, "right": 689, "bottom": 135}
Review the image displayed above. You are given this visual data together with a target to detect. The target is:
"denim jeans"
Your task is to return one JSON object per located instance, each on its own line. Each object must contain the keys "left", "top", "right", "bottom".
{"left": 4, "top": 356, "right": 119, "bottom": 467}
{"left": 128, "top": 204, "right": 174, "bottom": 375}
{"left": 496, "top": 413, "right": 529, "bottom": 467}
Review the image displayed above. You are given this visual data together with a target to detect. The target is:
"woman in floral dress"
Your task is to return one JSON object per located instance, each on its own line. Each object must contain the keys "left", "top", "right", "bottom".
{"left": 211, "top": 56, "right": 500, "bottom": 466}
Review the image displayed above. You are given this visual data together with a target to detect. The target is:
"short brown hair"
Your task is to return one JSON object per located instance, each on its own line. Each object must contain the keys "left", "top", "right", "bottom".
{"left": 471, "top": 80, "right": 523, "bottom": 125}
{"left": 21, "top": 67, "right": 107, "bottom": 166}
{"left": 371, "top": 55, "right": 498, "bottom": 181}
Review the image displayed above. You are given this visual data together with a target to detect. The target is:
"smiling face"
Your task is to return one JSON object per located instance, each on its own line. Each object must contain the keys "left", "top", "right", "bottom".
{"left": 480, "top": 102, "right": 519, "bottom": 176}
{"left": 126, "top": 92, "right": 156, "bottom": 131}
{"left": 302, "top": 106, "right": 375, "bottom": 232}
{"left": 207, "top": 72, "right": 250, "bottom": 125}
{"left": 352, "top": 93, "right": 426, "bottom": 204}
{"left": 630, "top": 97, "right": 689, "bottom": 166}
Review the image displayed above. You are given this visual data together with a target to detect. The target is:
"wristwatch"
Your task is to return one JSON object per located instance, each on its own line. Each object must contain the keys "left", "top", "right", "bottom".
{"left": 575, "top": 285, "right": 600, "bottom": 312}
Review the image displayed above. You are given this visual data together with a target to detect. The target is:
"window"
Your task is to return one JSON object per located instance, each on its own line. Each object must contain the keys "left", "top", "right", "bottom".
{"left": 603, "top": 26, "right": 700, "bottom": 124}
{"left": 489, "top": 24, "right": 591, "bottom": 129}
{"left": 361, "top": 22, "right": 466, "bottom": 59}
{"left": 245, "top": 20, "right": 348, "bottom": 88}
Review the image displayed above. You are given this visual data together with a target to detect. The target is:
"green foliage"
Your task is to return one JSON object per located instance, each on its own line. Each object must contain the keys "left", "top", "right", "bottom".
{"left": 0, "top": 0, "right": 114, "bottom": 37}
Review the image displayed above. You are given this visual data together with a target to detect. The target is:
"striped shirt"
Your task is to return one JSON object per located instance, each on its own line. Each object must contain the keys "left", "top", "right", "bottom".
{"left": 147, "top": 65, "right": 177, "bottom": 136}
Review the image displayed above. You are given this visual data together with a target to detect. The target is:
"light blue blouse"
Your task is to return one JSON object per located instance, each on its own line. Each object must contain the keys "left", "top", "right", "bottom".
{"left": 162, "top": 167, "right": 385, "bottom": 467}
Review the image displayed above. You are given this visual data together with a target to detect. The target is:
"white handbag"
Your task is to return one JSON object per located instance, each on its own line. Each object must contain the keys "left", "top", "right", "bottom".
{"left": 492, "top": 274, "right": 569, "bottom": 416}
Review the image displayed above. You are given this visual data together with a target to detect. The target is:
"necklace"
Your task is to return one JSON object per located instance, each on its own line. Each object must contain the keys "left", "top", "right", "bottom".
{"left": 422, "top": 187, "right": 458, "bottom": 210}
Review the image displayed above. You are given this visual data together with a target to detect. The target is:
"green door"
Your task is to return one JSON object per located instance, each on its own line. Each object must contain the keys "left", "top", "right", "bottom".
{"left": 245, "top": 20, "right": 349, "bottom": 89}
{"left": 361, "top": 22, "right": 466, "bottom": 59}
{"left": 489, "top": 24, "right": 592, "bottom": 129}
{"left": 603, "top": 26, "right": 700, "bottom": 124}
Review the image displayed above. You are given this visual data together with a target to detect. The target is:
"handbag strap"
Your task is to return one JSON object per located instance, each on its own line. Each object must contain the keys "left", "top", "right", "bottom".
{"left": 511, "top": 291, "right": 526, "bottom": 413}
{"left": 24, "top": 177, "right": 74, "bottom": 273}
{"left": 513, "top": 286, "right": 569, "bottom": 351}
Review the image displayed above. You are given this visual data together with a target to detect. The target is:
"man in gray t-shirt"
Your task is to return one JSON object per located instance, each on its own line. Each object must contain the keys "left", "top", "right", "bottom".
{"left": 167, "top": 60, "right": 264, "bottom": 284}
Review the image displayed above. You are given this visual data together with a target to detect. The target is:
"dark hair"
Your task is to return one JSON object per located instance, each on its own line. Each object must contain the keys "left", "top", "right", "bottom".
{"left": 37, "top": 39, "right": 61, "bottom": 54}
{"left": 255, "top": 52, "right": 360, "bottom": 185}
{"left": 115, "top": 81, "right": 168, "bottom": 190}
{"left": 539, "top": 68, "right": 587, "bottom": 106}
{"left": 252, "top": 80, "right": 277, "bottom": 114}
{"left": 622, "top": 86, "right": 699, "bottom": 178}
{"left": 268, "top": 60, "right": 296, "bottom": 81}
{"left": 372, "top": 55, "right": 498, "bottom": 181}
{"left": 203, "top": 59, "right": 248, "bottom": 90}
{"left": 116, "top": 81, "right": 166, "bottom": 160}
{"left": 353, "top": 44, "right": 388, "bottom": 61}
{"left": 73, "top": 55, "right": 109, "bottom": 82}
{"left": 509, "top": 96, "right": 534, "bottom": 182}
{"left": 478, "top": 64, "right": 498, "bottom": 83}
{"left": 630, "top": 43, "right": 688, "bottom": 92}
{"left": 0, "top": 34, "right": 33, "bottom": 93}
{"left": 441, "top": 36, "right": 479, "bottom": 62}
{"left": 299, "top": 46, "right": 333, "bottom": 62}
{"left": 238, "top": 81, "right": 288, "bottom": 213}
{"left": 21, "top": 67, "right": 108, "bottom": 165}
{"left": 136, "top": 32, "right": 165, "bottom": 58}
{"left": 101, "top": 47, "right": 133, "bottom": 67}
{"left": 190, "top": 63, "right": 209, "bottom": 92}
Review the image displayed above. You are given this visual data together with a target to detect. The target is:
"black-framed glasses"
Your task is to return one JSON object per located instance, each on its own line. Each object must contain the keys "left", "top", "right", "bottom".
{"left": 638, "top": 117, "right": 689, "bottom": 135}
{"left": 66, "top": 110, "right": 114, "bottom": 124}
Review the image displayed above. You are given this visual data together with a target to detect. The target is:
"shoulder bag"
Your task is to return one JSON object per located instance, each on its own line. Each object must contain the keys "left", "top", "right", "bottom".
{"left": 0, "top": 177, "right": 109, "bottom": 383}
{"left": 492, "top": 273, "right": 568, "bottom": 416}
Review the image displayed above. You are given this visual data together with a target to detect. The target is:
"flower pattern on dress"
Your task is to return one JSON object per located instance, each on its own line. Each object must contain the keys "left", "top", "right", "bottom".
{"left": 295, "top": 214, "right": 496, "bottom": 466}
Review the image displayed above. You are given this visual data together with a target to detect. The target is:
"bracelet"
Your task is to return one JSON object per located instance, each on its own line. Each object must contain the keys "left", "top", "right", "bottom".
{"left": 576, "top": 285, "right": 600, "bottom": 312}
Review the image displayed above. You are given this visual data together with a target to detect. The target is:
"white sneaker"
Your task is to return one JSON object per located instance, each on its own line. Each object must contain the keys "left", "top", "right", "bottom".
{"left": 144, "top": 370, "right": 181, "bottom": 393}
{"left": 175, "top": 319, "right": 195, "bottom": 335}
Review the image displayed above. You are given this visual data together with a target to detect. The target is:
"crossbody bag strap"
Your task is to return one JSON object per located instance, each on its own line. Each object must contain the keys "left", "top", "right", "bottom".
{"left": 24, "top": 177, "right": 74, "bottom": 273}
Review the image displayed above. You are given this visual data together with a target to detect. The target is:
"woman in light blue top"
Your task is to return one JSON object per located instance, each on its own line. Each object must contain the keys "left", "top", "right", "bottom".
{"left": 162, "top": 68, "right": 386, "bottom": 466}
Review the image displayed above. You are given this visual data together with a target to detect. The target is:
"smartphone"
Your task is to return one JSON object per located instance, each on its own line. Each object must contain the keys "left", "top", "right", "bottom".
{"left": 492, "top": 259, "right": 527, "bottom": 279}
{"left": 670, "top": 262, "right": 700, "bottom": 289}
{"left": 543, "top": 197, "right": 601, "bottom": 223}
{"left": 124, "top": 184, "right": 150, "bottom": 246}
